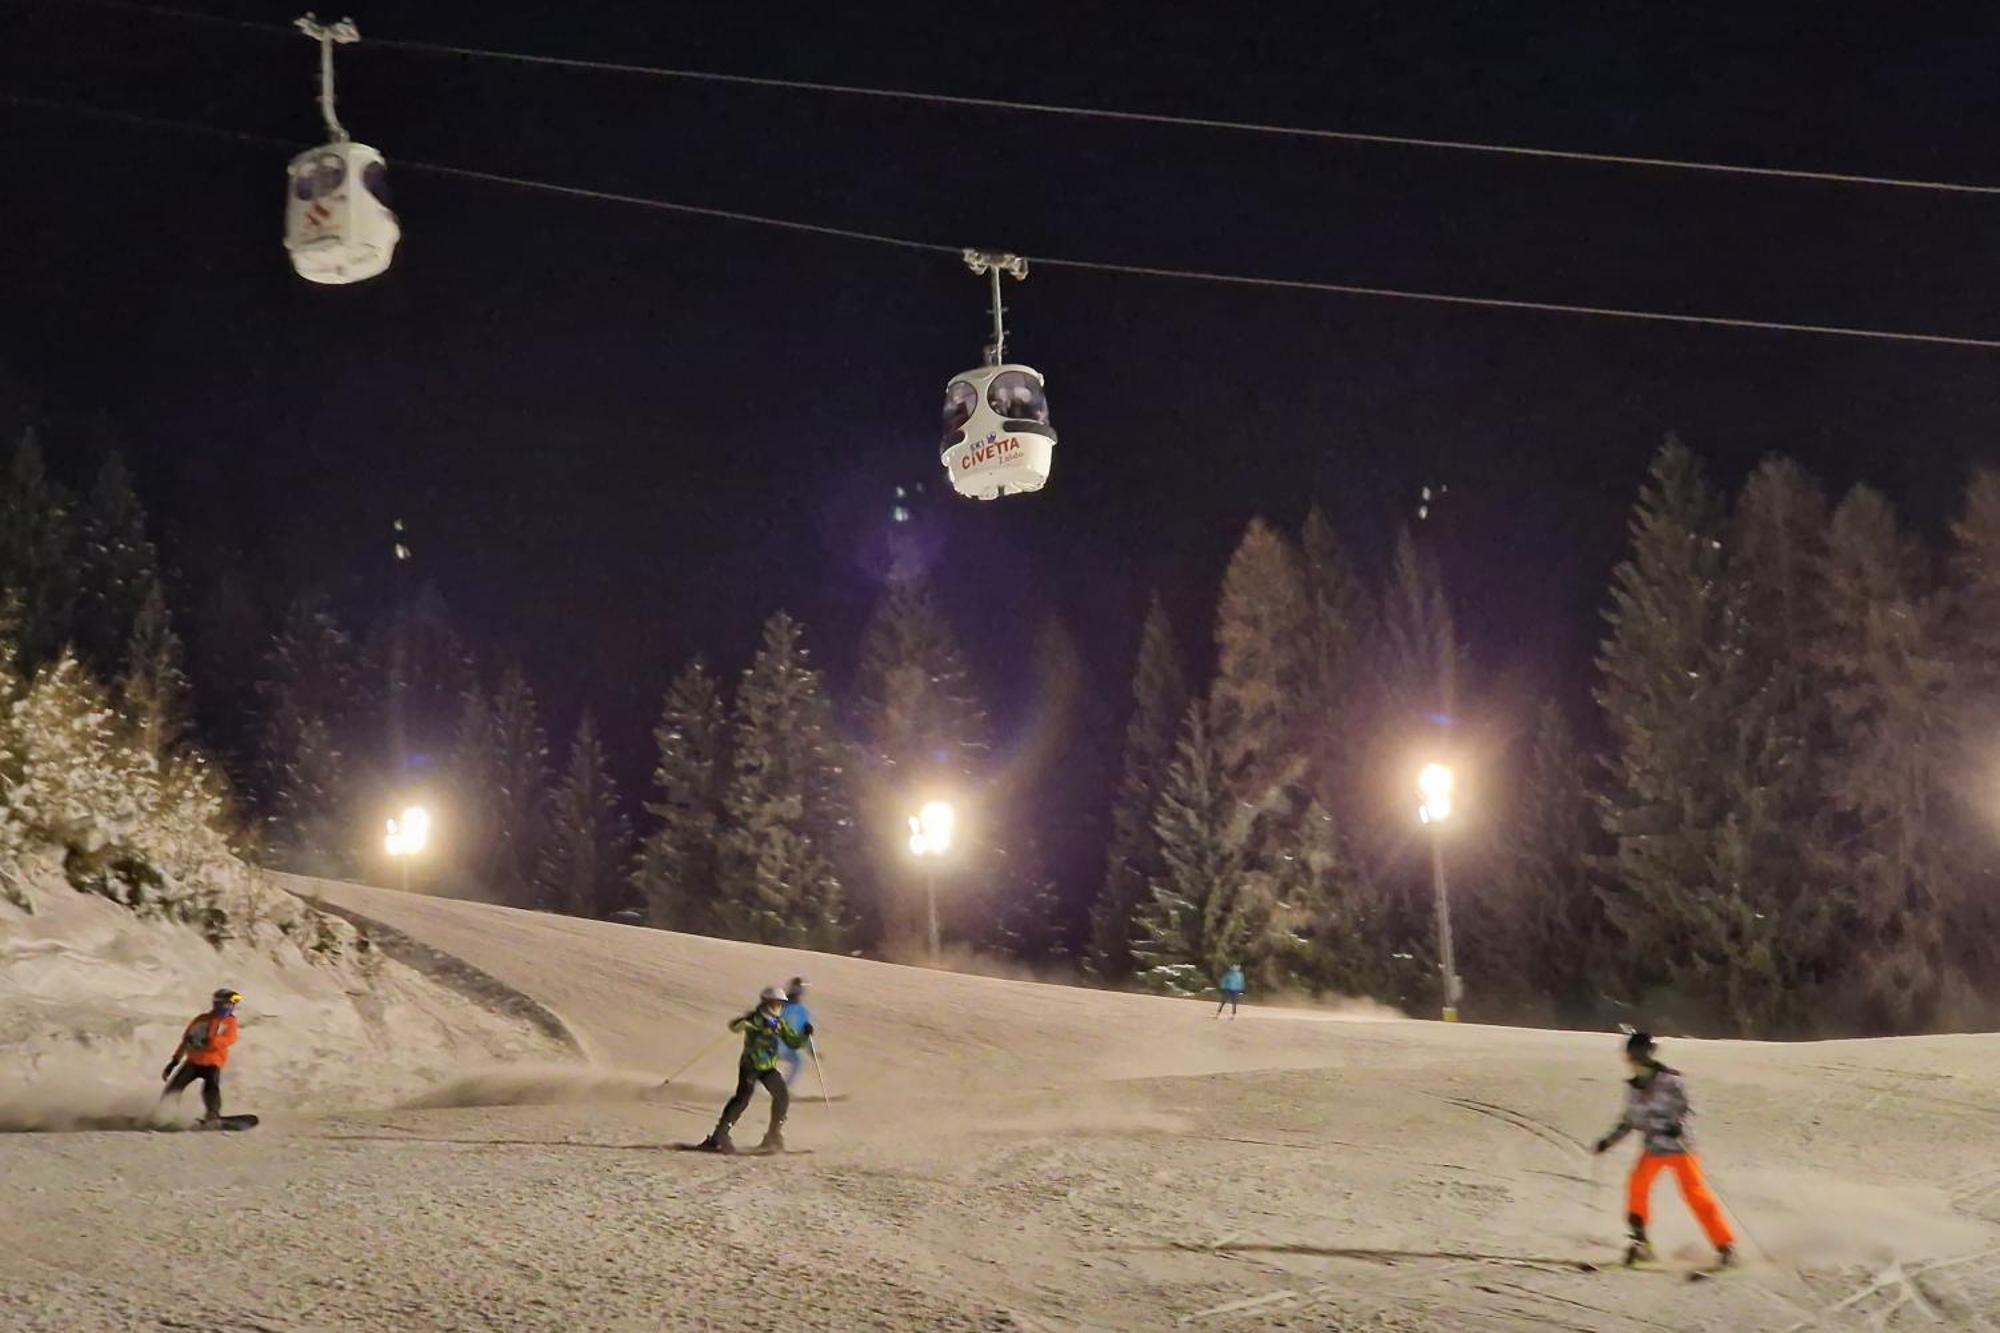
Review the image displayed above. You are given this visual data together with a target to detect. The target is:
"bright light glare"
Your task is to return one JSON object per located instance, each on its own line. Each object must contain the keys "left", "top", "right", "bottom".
{"left": 1417, "top": 764, "right": 1455, "bottom": 824}
{"left": 908, "top": 800, "right": 956, "bottom": 856}
{"left": 385, "top": 804, "right": 432, "bottom": 857}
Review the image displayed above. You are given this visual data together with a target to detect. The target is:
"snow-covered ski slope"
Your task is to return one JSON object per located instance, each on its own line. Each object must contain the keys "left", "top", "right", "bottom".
{"left": 4, "top": 876, "right": 1996, "bottom": 1332}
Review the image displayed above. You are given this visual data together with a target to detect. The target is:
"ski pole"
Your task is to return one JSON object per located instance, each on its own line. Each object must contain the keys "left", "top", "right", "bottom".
{"left": 658, "top": 1028, "right": 731, "bottom": 1089}
{"left": 808, "top": 1038, "right": 833, "bottom": 1107}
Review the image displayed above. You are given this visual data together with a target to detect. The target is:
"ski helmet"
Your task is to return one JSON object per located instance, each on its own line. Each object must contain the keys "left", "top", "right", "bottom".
{"left": 1624, "top": 1031, "right": 1656, "bottom": 1060}
{"left": 759, "top": 986, "right": 786, "bottom": 1005}
{"left": 786, "top": 976, "right": 807, "bottom": 1000}
{"left": 213, "top": 988, "right": 242, "bottom": 1006}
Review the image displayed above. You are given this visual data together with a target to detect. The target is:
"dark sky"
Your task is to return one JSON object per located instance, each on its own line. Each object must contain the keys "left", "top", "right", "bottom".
{"left": 5, "top": 0, "right": 2000, "bottom": 787}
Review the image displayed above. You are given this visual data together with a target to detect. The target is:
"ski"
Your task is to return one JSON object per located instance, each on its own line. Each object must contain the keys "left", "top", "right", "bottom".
{"left": 669, "top": 1142, "right": 811, "bottom": 1156}
{"left": 197, "top": 1114, "right": 260, "bottom": 1131}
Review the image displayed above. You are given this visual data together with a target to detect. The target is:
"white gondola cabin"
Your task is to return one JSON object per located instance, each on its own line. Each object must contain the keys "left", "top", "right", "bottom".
{"left": 940, "top": 363, "right": 1056, "bottom": 500}
{"left": 285, "top": 141, "right": 399, "bottom": 284}
{"left": 943, "top": 251, "right": 1055, "bottom": 500}
{"left": 286, "top": 15, "right": 397, "bottom": 285}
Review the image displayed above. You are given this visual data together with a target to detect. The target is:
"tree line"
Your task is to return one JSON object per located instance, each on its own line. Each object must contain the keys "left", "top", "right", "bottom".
{"left": 5, "top": 420, "right": 1997, "bottom": 1036}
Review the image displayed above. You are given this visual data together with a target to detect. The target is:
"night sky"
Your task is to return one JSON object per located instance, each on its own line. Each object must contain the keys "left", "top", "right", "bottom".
{"left": 6, "top": 1, "right": 2000, "bottom": 789}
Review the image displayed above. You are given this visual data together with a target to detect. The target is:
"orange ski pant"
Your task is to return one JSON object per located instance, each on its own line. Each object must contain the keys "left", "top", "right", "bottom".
{"left": 1627, "top": 1152, "right": 1735, "bottom": 1248}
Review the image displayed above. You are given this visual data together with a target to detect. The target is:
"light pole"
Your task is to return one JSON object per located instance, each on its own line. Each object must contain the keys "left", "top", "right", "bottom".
{"left": 384, "top": 803, "right": 431, "bottom": 893}
{"left": 1417, "top": 764, "right": 1461, "bottom": 1022}
{"left": 907, "top": 800, "right": 955, "bottom": 963}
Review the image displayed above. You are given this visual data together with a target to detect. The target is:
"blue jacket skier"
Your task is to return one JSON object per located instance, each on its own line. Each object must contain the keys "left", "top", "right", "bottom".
{"left": 778, "top": 976, "right": 813, "bottom": 1088}
{"left": 1216, "top": 964, "right": 1246, "bottom": 1018}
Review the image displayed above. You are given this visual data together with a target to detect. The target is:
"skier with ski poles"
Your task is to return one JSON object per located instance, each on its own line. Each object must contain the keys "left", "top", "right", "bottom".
{"left": 1215, "top": 963, "right": 1246, "bottom": 1019}
{"left": 697, "top": 985, "right": 811, "bottom": 1154}
{"left": 778, "top": 977, "right": 814, "bottom": 1089}
{"left": 157, "top": 988, "right": 241, "bottom": 1125}
{"left": 1593, "top": 1031, "right": 1736, "bottom": 1271}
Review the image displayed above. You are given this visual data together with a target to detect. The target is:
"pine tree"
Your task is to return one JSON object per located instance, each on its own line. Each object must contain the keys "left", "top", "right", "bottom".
{"left": 1209, "top": 517, "right": 1313, "bottom": 809}
{"left": 119, "top": 579, "right": 190, "bottom": 757}
{"left": 634, "top": 658, "right": 728, "bottom": 932}
{"left": 716, "top": 612, "right": 852, "bottom": 949}
{"left": 0, "top": 431, "right": 74, "bottom": 674}
{"left": 367, "top": 580, "right": 474, "bottom": 777}
{"left": 489, "top": 665, "right": 551, "bottom": 910}
{"left": 446, "top": 681, "right": 504, "bottom": 897}
{"left": 1944, "top": 468, "right": 2000, "bottom": 1001}
{"left": 1816, "top": 486, "right": 1956, "bottom": 1031}
{"left": 1377, "top": 526, "right": 1462, "bottom": 740}
{"left": 986, "top": 616, "right": 1096, "bottom": 963}
{"left": 536, "top": 713, "right": 632, "bottom": 919}
{"left": 1475, "top": 703, "right": 1603, "bottom": 1021}
{"left": 71, "top": 452, "right": 158, "bottom": 682}
{"left": 1133, "top": 704, "right": 1255, "bottom": 994}
{"left": 1298, "top": 505, "right": 1375, "bottom": 822}
{"left": 1089, "top": 593, "right": 1189, "bottom": 981}
{"left": 1714, "top": 457, "right": 1837, "bottom": 1032}
{"left": 851, "top": 579, "right": 987, "bottom": 944}
{"left": 255, "top": 597, "right": 359, "bottom": 875}
{"left": 1598, "top": 441, "right": 1805, "bottom": 1034}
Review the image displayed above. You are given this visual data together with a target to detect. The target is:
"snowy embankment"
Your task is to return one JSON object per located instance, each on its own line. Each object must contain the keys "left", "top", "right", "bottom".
{"left": 0, "top": 857, "right": 571, "bottom": 1126}
{"left": 0, "top": 658, "right": 571, "bottom": 1127}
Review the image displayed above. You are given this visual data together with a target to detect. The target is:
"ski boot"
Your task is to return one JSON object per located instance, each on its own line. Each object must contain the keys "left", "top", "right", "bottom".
{"left": 1623, "top": 1217, "right": 1656, "bottom": 1268}
{"left": 1712, "top": 1245, "right": 1737, "bottom": 1271}
{"left": 697, "top": 1130, "right": 737, "bottom": 1154}
{"left": 758, "top": 1126, "right": 786, "bottom": 1154}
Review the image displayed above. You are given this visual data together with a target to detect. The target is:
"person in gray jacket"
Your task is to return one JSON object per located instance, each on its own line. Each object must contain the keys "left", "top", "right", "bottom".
{"left": 1593, "top": 1031, "right": 1736, "bottom": 1268}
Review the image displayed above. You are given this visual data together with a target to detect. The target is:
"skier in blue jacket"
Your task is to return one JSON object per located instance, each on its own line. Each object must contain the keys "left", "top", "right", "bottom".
{"left": 1216, "top": 964, "right": 1246, "bottom": 1019}
{"left": 778, "top": 977, "right": 813, "bottom": 1088}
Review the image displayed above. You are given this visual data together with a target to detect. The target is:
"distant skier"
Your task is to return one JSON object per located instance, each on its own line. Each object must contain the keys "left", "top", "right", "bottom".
{"left": 1215, "top": 963, "right": 1246, "bottom": 1019}
{"left": 697, "top": 985, "right": 810, "bottom": 1154}
{"left": 1593, "top": 1032, "right": 1736, "bottom": 1270}
{"left": 157, "top": 988, "right": 241, "bottom": 1124}
{"left": 778, "top": 977, "right": 813, "bottom": 1089}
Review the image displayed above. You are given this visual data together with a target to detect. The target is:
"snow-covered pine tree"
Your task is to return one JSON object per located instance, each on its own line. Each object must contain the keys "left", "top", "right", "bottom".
{"left": 255, "top": 598, "right": 360, "bottom": 875}
{"left": 119, "top": 579, "right": 190, "bottom": 758}
{"left": 536, "top": 713, "right": 631, "bottom": 919}
{"left": 633, "top": 657, "right": 728, "bottom": 932}
{"left": 71, "top": 452, "right": 158, "bottom": 683}
{"left": 489, "top": 664, "right": 551, "bottom": 910}
{"left": 1815, "top": 485, "right": 1956, "bottom": 1032}
{"left": 716, "top": 612, "right": 852, "bottom": 950}
{"left": 1133, "top": 704, "right": 1253, "bottom": 995}
{"left": 1943, "top": 468, "right": 2000, "bottom": 1007}
{"left": 1088, "top": 592, "right": 1188, "bottom": 981}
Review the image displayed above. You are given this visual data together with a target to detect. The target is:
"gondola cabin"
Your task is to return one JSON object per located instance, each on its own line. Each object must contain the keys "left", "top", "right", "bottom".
{"left": 285, "top": 141, "right": 399, "bottom": 285}
{"left": 940, "top": 363, "right": 1055, "bottom": 500}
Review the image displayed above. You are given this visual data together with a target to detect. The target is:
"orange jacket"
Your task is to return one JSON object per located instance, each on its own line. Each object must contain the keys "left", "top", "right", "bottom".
{"left": 176, "top": 1012, "right": 239, "bottom": 1069}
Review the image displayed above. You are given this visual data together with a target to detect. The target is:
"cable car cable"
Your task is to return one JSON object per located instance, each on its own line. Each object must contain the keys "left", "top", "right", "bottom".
{"left": 7, "top": 89, "right": 2000, "bottom": 353}
{"left": 40, "top": 0, "right": 2000, "bottom": 200}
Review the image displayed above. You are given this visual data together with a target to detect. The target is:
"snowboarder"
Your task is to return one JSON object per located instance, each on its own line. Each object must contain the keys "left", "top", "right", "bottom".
{"left": 1593, "top": 1032, "right": 1736, "bottom": 1271}
{"left": 697, "top": 985, "right": 810, "bottom": 1154}
{"left": 1216, "top": 963, "right": 1246, "bottom": 1019}
{"left": 778, "top": 977, "right": 814, "bottom": 1088}
{"left": 158, "top": 988, "right": 241, "bottom": 1125}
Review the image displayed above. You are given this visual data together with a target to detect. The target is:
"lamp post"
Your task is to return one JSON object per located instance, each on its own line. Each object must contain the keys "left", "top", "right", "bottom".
{"left": 907, "top": 800, "right": 955, "bottom": 963}
{"left": 384, "top": 803, "right": 431, "bottom": 894}
{"left": 1417, "top": 764, "right": 1461, "bottom": 1022}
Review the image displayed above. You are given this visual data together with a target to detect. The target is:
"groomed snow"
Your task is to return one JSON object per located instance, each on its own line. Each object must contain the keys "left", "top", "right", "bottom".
{"left": 3, "top": 875, "right": 1995, "bottom": 1331}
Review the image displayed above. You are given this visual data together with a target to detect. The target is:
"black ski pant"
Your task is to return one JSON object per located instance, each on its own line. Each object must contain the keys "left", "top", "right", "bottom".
{"left": 165, "top": 1063, "right": 223, "bottom": 1119}
{"left": 1216, "top": 993, "right": 1241, "bottom": 1016}
{"left": 715, "top": 1062, "right": 787, "bottom": 1137}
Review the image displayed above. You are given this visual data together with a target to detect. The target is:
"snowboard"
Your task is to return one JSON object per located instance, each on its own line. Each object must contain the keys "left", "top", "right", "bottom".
{"left": 195, "top": 1114, "right": 260, "bottom": 1132}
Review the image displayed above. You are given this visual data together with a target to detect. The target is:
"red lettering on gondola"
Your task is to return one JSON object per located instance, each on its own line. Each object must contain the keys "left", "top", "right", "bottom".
{"left": 959, "top": 437, "right": 1023, "bottom": 470}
